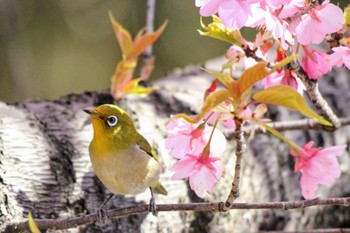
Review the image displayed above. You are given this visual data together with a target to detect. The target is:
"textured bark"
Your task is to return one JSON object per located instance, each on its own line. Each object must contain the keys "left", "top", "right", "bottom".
{"left": 1, "top": 58, "right": 350, "bottom": 232}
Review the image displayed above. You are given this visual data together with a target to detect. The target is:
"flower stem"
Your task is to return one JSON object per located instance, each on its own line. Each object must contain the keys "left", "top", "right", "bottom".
{"left": 200, "top": 113, "right": 222, "bottom": 162}
{"left": 220, "top": 116, "right": 245, "bottom": 211}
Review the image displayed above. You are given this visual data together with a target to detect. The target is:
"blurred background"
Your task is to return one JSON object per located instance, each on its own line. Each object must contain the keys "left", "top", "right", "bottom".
{"left": 0, "top": 0, "right": 346, "bottom": 102}
{"left": 0, "top": 0, "right": 230, "bottom": 102}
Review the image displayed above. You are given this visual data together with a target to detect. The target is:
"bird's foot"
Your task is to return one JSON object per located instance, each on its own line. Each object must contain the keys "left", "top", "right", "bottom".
{"left": 96, "top": 207, "right": 108, "bottom": 223}
{"left": 96, "top": 193, "right": 114, "bottom": 223}
{"left": 149, "top": 196, "right": 158, "bottom": 216}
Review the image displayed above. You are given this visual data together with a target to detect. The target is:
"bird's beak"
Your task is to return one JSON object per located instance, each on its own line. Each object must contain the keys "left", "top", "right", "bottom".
{"left": 83, "top": 109, "right": 100, "bottom": 119}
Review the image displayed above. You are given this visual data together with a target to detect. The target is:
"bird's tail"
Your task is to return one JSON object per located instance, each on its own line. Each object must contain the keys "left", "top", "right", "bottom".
{"left": 152, "top": 181, "right": 168, "bottom": 195}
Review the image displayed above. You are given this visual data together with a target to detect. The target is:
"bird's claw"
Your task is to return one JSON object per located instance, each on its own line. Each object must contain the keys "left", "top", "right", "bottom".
{"left": 96, "top": 208, "right": 108, "bottom": 223}
{"left": 149, "top": 196, "right": 158, "bottom": 216}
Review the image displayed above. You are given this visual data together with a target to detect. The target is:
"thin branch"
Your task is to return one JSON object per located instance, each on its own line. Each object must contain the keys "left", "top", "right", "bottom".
{"left": 144, "top": 0, "right": 156, "bottom": 59}
{"left": 9, "top": 197, "right": 350, "bottom": 232}
{"left": 288, "top": 58, "right": 341, "bottom": 129}
{"left": 260, "top": 228, "right": 350, "bottom": 233}
{"left": 140, "top": 0, "right": 157, "bottom": 80}
{"left": 221, "top": 117, "right": 245, "bottom": 211}
{"left": 285, "top": 2, "right": 314, "bottom": 23}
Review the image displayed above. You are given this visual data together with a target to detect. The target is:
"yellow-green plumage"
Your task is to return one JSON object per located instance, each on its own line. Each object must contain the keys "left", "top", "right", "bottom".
{"left": 85, "top": 104, "right": 167, "bottom": 196}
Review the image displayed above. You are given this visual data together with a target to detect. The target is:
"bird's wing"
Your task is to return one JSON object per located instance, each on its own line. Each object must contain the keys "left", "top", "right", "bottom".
{"left": 136, "top": 134, "right": 159, "bottom": 162}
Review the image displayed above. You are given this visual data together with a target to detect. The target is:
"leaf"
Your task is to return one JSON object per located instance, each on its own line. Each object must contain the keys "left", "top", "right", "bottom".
{"left": 236, "top": 62, "right": 270, "bottom": 98}
{"left": 344, "top": 3, "right": 350, "bottom": 25}
{"left": 132, "top": 20, "right": 168, "bottom": 59}
{"left": 198, "top": 16, "right": 245, "bottom": 46}
{"left": 260, "top": 122, "right": 300, "bottom": 152}
{"left": 109, "top": 12, "right": 134, "bottom": 57}
{"left": 109, "top": 12, "right": 167, "bottom": 60}
{"left": 270, "top": 54, "right": 298, "bottom": 72}
{"left": 236, "top": 55, "right": 297, "bottom": 99}
{"left": 123, "top": 78, "right": 158, "bottom": 96}
{"left": 203, "top": 69, "right": 234, "bottom": 88}
{"left": 140, "top": 56, "right": 155, "bottom": 80}
{"left": 28, "top": 212, "right": 41, "bottom": 233}
{"left": 173, "top": 89, "right": 230, "bottom": 123}
{"left": 253, "top": 85, "right": 332, "bottom": 126}
{"left": 111, "top": 59, "right": 137, "bottom": 99}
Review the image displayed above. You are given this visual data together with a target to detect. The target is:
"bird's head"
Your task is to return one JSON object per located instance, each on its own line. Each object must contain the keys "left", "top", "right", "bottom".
{"left": 84, "top": 104, "right": 137, "bottom": 147}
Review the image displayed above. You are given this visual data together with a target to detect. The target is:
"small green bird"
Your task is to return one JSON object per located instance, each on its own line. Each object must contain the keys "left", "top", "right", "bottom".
{"left": 84, "top": 104, "right": 167, "bottom": 220}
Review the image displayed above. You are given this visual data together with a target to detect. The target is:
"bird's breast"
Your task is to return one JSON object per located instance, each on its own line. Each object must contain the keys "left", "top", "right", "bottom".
{"left": 89, "top": 143, "right": 161, "bottom": 195}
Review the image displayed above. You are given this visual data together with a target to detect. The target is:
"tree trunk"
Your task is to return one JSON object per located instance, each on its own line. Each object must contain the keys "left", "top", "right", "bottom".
{"left": 1, "top": 58, "right": 350, "bottom": 232}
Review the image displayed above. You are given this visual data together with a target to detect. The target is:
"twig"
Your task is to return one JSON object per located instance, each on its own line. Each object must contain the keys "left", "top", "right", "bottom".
{"left": 9, "top": 197, "right": 350, "bottom": 232}
{"left": 221, "top": 117, "right": 245, "bottom": 211}
{"left": 285, "top": 2, "right": 314, "bottom": 23}
{"left": 288, "top": 58, "right": 341, "bottom": 129}
{"left": 260, "top": 228, "right": 350, "bottom": 233}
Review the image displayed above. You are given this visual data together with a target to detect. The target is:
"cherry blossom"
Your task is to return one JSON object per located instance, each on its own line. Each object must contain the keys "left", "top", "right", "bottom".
{"left": 262, "top": 0, "right": 292, "bottom": 10}
{"left": 165, "top": 118, "right": 226, "bottom": 159}
{"left": 295, "top": 2, "right": 344, "bottom": 45}
{"left": 301, "top": 46, "right": 332, "bottom": 80}
{"left": 226, "top": 45, "right": 245, "bottom": 62}
{"left": 218, "top": 0, "right": 252, "bottom": 29}
{"left": 290, "top": 141, "right": 347, "bottom": 199}
{"left": 262, "top": 69, "right": 304, "bottom": 94}
{"left": 327, "top": 46, "right": 350, "bottom": 70}
{"left": 170, "top": 150, "right": 224, "bottom": 197}
{"left": 264, "top": 12, "right": 294, "bottom": 49}
{"left": 278, "top": 0, "right": 305, "bottom": 19}
{"left": 195, "top": 0, "right": 221, "bottom": 17}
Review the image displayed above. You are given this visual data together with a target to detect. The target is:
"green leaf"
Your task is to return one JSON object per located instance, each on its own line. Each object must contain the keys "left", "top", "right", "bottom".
{"left": 198, "top": 16, "right": 244, "bottom": 46}
{"left": 260, "top": 122, "right": 300, "bottom": 152}
{"left": 174, "top": 89, "right": 230, "bottom": 123}
{"left": 344, "top": 3, "right": 350, "bottom": 26}
{"left": 124, "top": 78, "right": 158, "bottom": 96}
{"left": 28, "top": 212, "right": 41, "bottom": 233}
{"left": 253, "top": 85, "right": 332, "bottom": 126}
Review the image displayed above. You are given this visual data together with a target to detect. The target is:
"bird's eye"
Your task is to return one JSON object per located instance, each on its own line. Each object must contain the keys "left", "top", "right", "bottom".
{"left": 106, "top": 115, "right": 118, "bottom": 127}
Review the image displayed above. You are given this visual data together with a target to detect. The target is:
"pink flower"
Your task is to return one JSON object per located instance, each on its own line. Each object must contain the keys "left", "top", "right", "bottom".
{"left": 301, "top": 46, "right": 332, "bottom": 80}
{"left": 290, "top": 141, "right": 347, "bottom": 199}
{"left": 204, "top": 101, "right": 252, "bottom": 129}
{"left": 218, "top": 0, "right": 250, "bottom": 29}
{"left": 278, "top": 0, "right": 305, "bottom": 19}
{"left": 218, "top": 0, "right": 259, "bottom": 29}
{"left": 263, "top": 0, "right": 292, "bottom": 10}
{"left": 295, "top": 2, "right": 344, "bottom": 45}
{"left": 165, "top": 118, "right": 226, "bottom": 159}
{"left": 195, "top": 0, "right": 221, "bottom": 17}
{"left": 170, "top": 151, "right": 224, "bottom": 197}
{"left": 262, "top": 69, "right": 304, "bottom": 94}
{"left": 327, "top": 46, "right": 350, "bottom": 70}
{"left": 264, "top": 12, "right": 294, "bottom": 49}
{"left": 225, "top": 45, "right": 245, "bottom": 62}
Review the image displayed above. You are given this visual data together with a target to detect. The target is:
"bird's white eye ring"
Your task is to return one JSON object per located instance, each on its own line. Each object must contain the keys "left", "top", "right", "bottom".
{"left": 106, "top": 115, "right": 118, "bottom": 127}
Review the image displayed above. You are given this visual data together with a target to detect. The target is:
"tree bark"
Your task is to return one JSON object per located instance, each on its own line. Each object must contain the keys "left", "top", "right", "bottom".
{"left": 1, "top": 58, "right": 350, "bottom": 232}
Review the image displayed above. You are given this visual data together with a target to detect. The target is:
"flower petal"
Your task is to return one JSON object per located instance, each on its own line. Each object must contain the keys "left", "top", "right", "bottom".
{"left": 300, "top": 171, "right": 319, "bottom": 199}
{"left": 189, "top": 165, "right": 219, "bottom": 197}
{"left": 170, "top": 156, "right": 199, "bottom": 180}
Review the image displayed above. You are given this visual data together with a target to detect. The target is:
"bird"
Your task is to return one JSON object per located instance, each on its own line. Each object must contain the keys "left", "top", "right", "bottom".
{"left": 84, "top": 104, "right": 167, "bottom": 221}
